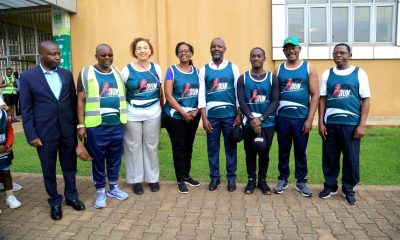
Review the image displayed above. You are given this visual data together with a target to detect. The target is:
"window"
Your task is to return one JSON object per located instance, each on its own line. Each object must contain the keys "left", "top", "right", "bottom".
{"left": 272, "top": 0, "right": 400, "bottom": 59}
{"left": 285, "top": 0, "right": 397, "bottom": 45}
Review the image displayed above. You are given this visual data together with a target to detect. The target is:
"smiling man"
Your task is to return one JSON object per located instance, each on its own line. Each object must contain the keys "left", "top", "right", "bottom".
{"left": 77, "top": 44, "right": 129, "bottom": 209}
{"left": 318, "top": 43, "right": 371, "bottom": 205}
{"left": 273, "top": 36, "right": 319, "bottom": 197}
{"left": 198, "top": 37, "right": 241, "bottom": 192}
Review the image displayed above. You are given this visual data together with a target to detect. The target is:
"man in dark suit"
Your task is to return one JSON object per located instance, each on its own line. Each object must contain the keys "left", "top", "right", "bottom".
{"left": 20, "top": 41, "right": 85, "bottom": 220}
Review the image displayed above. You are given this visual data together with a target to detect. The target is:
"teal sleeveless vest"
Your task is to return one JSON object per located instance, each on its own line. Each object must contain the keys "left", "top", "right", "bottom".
{"left": 325, "top": 67, "right": 361, "bottom": 125}
{"left": 276, "top": 61, "right": 310, "bottom": 118}
{"left": 164, "top": 65, "right": 199, "bottom": 119}
{"left": 204, "top": 62, "right": 236, "bottom": 118}
{"left": 125, "top": 63, "right": 160, "bottom": 108}
{"left": 243, "top": 71, "right": 275, "bottom": 128}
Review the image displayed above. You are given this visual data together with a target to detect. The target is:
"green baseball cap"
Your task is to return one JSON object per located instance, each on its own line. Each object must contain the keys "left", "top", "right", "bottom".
{"left": 283, "top": 36, "right": 300, "bottom": 47}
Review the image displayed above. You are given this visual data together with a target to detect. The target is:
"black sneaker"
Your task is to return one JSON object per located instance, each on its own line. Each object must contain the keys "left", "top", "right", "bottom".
{"left": 244, "top": 179, "right": 256, "bottom": 194}
{"left": 177, "top": 182, "right": 189, "bottom": 194}
{"left": 344, "top": 193, "right": 357, "bottom": 205}
{"left": 184, "top": 178, "right": 200, "bottom": 187}
{"left": 319, "top": 189, "right": 337, "bottom": 199}
{"left": 257, "top": 180, "right": 271, "bottom": 195}
{"left": 133, "top": 183, "right": 144, "bottom": 195}
{"left": 149, "top": 182, "right": 160, "bottom": 192}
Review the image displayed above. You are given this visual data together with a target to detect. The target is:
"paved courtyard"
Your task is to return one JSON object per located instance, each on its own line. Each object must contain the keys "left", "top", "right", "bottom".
{"left": 0, "top": 173, "right": 399, "bottom": 239}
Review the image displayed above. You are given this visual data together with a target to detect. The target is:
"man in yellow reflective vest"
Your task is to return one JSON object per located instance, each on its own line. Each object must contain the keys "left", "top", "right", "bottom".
{"left": 77, "top": 44, "right": 128, "bottom": 209}
{"left": 1, "top": 68, "right": 19, "bottom": 122}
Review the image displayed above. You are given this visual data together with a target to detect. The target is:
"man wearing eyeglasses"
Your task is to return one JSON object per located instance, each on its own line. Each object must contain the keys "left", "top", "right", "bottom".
{"left": 77, "top": 44, "right": 129, "bottom": 209}
{"left": 318, "top": 43, "right": 371, "bottom": 205}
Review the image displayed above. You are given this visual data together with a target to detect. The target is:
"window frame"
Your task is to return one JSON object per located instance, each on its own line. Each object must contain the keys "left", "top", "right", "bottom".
{"left": 272, "top": 0, "right": 400, "bottom": 60}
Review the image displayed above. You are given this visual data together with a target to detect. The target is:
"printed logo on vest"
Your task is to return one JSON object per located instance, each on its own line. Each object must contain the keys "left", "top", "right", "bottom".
{"left": 137, "top": 79, "right": 158, "bottom": 93}
{"left": 282, "top": 78, "right": 302, "bottom": 93}
{"left": 331, "top": 84, "right": 351, "bottom": 99}
{"left": 181, "top": 83, "right": 199, "bottom": 98}
{"left": 99, "top": 82, "right": 119, "bottom": 97}
{"left": 209, "top": 78, "right": 229, "bottom": 93}
{"left": 248, "top": 89, "right": 267, "bottom": 103}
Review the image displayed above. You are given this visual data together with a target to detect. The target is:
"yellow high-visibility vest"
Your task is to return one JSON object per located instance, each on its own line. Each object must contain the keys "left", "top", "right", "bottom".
{"left": 2, "top": 71, "right": 16, "bottom": 94}
{"left": 81, "top": 65, "right": 127, "bottom": 128}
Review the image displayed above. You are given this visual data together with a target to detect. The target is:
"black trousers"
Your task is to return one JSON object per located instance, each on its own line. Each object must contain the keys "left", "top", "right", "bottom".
{"left": 243, "top": 126, "right": 275, "bottom": 181}
{"left": 322, "top": 124, "right": 360, "bottom": 194}
{"left": 163, "top": 111, "right": 200, "bottom": 182}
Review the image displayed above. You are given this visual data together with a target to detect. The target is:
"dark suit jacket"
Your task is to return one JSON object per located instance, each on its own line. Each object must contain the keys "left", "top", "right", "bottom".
{"left": 20, "top": 65, "right": 77, "bottom": 143}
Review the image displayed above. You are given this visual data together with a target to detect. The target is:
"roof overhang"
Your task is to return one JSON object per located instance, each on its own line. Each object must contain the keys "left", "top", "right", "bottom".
{"left": 0, "top": 0, "right": 76, "bottom": 13}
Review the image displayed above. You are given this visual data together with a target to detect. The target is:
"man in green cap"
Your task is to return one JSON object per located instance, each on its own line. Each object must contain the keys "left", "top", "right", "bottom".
{"left": 273, "top": 36, "right": 319, "bottom": 197}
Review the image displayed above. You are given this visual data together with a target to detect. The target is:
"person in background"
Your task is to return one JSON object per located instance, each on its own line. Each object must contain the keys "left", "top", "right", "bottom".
{"left": 318, "top": 43, "right": 371, "bottom": 205}
{"left": 77, "top": 44, "right": 129, "bottom": 209}
{"left": 273, "top": 36, "right": 319, "bottom": 197}
{"left": 0, "top": 71, "right": 23, "bottom": 192}
{"left": 13, "top": 71, "right": 21, "bottom": 116}
{"left": 121, "top": 37, "right": 164, "bottom": 195}
{"left": 237, "top": 47, "right": 279, "bottom": 195}
{"left": 1, "top": 68, "right": 19, "bottom": 122}
{"left": 163, "top": 42, "right": 201, "bottom": 194}
{"left": 0, "top": 97, "right": 21, "bottom": 210}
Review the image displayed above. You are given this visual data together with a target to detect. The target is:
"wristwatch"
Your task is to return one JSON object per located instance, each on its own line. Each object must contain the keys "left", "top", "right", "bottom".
{"left": 77, "top": 124, "right": 85, "bottom": 129}
{"left": 258, "top": 116, "right": 264, "bottom": 122}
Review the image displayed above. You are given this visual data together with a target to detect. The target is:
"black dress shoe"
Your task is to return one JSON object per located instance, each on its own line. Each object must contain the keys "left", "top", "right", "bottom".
{"left": 66, "top": 199, "right": 86, "bottom": 211}
{"left": 208, "top": 179, "right": 220, "bottom": 191}
{"left": 227, "top": 180, "right": 236, "bottom": 192}
{"left": 50, "top": 205, "right": 63, "bottom": 220}
{"left": 133, "top": 183, "right": 144, "bottom": 195}
{"left": 149, "top": 182, "right": 160, "bottom": 192}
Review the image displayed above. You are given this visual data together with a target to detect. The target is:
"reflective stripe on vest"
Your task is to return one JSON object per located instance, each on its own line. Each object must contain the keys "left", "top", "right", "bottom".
{"left": 81, "top": 65, "right": 127, "bottom": 127}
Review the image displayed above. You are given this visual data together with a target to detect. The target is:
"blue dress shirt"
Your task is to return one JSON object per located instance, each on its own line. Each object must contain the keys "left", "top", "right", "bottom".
{"left": 40, "top": 64, "right": 62, "bottom": 100}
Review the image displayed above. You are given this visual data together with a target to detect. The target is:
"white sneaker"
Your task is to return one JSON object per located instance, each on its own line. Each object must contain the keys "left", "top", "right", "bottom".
{"left": 6, "top": 195, "right": 21, "bottom": 209}
{"left": 0, "top": 182, "right": 23, "bottom": 192}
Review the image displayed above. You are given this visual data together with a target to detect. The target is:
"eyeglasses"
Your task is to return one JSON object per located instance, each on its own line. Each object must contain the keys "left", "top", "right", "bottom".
{"left": 332, "top": 51, "right": 349, "bottom": 56}
{"left": 178, "top": 49, "right": 191, "bottom": 55}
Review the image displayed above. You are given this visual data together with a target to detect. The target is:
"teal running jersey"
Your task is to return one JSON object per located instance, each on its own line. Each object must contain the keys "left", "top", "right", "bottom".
{"left": 325, "top": 67, "right": 361, "bottom": 125}
{"left": 243, "top": 71, "right": 274, "bottom": 128}
{"left": 125, "top": 63, "right": 160, "bottom": 108}
{"left": 164, "top": 65, "right": 199, "bottom": 119}
{"left": 276, "top": 61, "right": 310, "bottom": 118}
{"left": 94, "top": 70, "right": 121, "bottom": 126}
{"left": 204, "top": 62, "right": 236, "bottom": 118}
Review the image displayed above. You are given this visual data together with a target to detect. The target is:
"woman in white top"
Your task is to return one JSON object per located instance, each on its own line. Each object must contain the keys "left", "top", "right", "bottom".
{"left": 121, "top": 37, "right": 164, "bottom": 195}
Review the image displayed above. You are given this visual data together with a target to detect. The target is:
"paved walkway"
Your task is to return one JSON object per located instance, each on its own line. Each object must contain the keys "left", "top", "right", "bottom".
{"left": 0, "top": 173, "right": 399, "bottom": 239}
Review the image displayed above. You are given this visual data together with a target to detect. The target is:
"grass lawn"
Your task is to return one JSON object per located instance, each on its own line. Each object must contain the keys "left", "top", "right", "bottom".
{"left": 11, "top": 127, "right": 400, "bottom": 185}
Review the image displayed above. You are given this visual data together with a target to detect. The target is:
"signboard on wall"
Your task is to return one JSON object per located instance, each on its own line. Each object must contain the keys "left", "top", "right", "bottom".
{"left": 51, "top": 7, "right": 71, "bottom": 70}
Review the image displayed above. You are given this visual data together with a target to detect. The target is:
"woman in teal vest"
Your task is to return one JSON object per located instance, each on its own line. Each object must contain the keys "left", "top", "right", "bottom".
{"left": 121, "top": 38, "right": 164, "bottom": 195}
{"left": 163, "top": 42, "right": 201, "bottom": 194}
